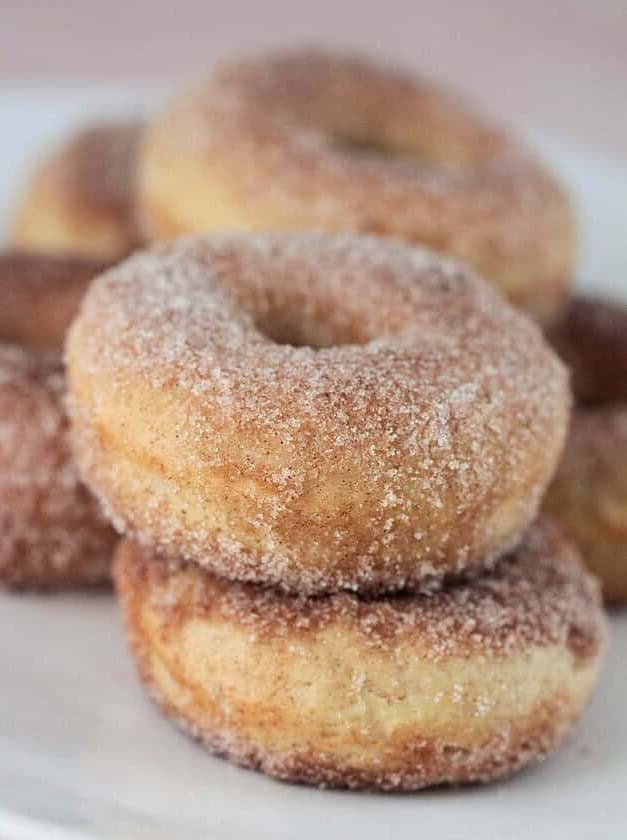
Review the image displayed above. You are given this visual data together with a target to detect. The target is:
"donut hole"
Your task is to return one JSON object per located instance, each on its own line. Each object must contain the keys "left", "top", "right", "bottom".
{"left": 321, "top": 113, "right": 503, "bottom": 169}
{"left": 326, "top": 126, "right": 501, "bottom": 171}
{"left": 331, "top": 135, "right": 417, "bottom": 164}
{"left": 253, "top": 312, "right": 363, "bottom": 350}
{"left": 243, "top": 281, "right": 384, "bottom": 349}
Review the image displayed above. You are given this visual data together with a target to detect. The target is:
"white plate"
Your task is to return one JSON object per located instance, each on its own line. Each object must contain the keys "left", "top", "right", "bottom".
{"left": 1, "top": 85, "right": 626, "bottom": 840}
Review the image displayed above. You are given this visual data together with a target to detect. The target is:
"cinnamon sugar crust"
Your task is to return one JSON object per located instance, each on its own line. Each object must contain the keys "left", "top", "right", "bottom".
{"left": 118, "top": 520, "right": 601, "bottom": 660}
{"left": 40, "top": 121, "right": 142, "bottom": 216}
{"left": 0, "top": 251, "right": 109, "bottom": 350}
{"left": 0, "top": 346, "right": 116, "bottom": 588}
{"left": 114, "top": 521, "right": 606, "bottom": 790}
{"left": 139, "top": 48, "right": 576, "bottom": 321}
{"left": 67, "top": 233, "right": 570, "bottom": 594}
{"left": 547, "top": 295, "right": 627, "bottom": 405}
{"left": 544, "top": 406, "right": 627, "bottom": 602}
{"left": 544, "top": 295, "right": 627, "bottom": 602}
{"left": 11, "top": 121, "right": 144, "bottom": 259}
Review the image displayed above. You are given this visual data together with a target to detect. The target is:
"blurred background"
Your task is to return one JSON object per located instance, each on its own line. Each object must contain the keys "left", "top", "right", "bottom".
{"left": 2, "top": 0, "right": 626, "bottom": 156}
{"left": 1, "top": 0, "right": 625, "bottom": 290}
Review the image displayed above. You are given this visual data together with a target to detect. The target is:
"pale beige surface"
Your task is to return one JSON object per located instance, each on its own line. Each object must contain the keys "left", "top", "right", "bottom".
{"left": 2, "top": 1, "right": 626, "bottom": 157}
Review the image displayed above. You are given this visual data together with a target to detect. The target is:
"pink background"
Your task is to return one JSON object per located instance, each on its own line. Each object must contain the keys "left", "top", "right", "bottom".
{"left": 2, "top": 1, "right": 626, "bottom": 156}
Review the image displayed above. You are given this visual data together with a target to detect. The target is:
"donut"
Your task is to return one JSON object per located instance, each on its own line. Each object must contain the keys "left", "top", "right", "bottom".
{"left": 0, "top": 347, "right": 117, "bottom": 588}
{"left": 11, "top": 120, "right": 143, "bottom": 260}
{"left": 543, "top": 294, "right": 627, "bottom": 602}
{"left": 0, "top": 251, "right": 109, "bottom": 349}
{"left": 114, "top": 521, "right": 606, "bottom": 791}
{"left": 0, "top": 253, "right": 117, "bottom": 588}
{"left": 544, "top": 406, "right": 627, "bottom": 603}
{"left": 139, "top": 49, "right": 576, "bottom": 322}
{"left": 66, "top": 233, "right": 570, "bottom": 594}
{"left": 547, "top": 295, "right": 627, "bottom": 405}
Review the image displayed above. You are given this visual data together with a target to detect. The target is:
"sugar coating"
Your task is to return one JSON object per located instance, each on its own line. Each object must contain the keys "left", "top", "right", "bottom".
{"left": 68, "top": 232, "right": 570, "bottom": 593}
{"left": 115, "top": 520, "right": 607, "bottom": 790}
{"left": 127, "top": 519, "right": 604, "bottom": 661}
{"left": 0, "top": 345, "right": 116, "bottom": 588}
{"left": 141, "top": 48, "right": 575, "bottom": 321}
{"left": 543, "top": 404, "right": 627, "bottom": 602}
{"left": 547, "top": 294, "right": 627, "bottom": 405}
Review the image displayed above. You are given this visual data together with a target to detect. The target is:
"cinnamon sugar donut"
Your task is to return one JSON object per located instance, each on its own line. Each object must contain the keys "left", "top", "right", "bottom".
{"left": 543, "top": 295, "right": 627, "bottom": 602}
{"left": 114, "top": 521, "right": 606, "bottom": 791}
{"left": 67, "top": 233, "right": 570, "bottom": 594}
{"left": 11, "top": 120, "right": 143, "bottom": 260}
{"left": 0, "top": 253, "right": 116, "bottom": 588}
{"left": 139, "top": 49, "right": 576, "bottom": 322}
{"left": 544, "top": 406, "right": 627, "bottom": 603}
{"left": 0, "top": 251, "right": 109, "bottom": 349}
{"left": 547, "top": 295, "right": 627, "bottom": 405}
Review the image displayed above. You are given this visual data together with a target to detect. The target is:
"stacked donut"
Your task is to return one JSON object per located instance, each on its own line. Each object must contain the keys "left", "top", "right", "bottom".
{"left": 129, "top": 46, "right": 625, "bottom": 606}
{"left": 3, "top": 47, "right": 610, "bottom": 791}
{"left": 0, "top": 253, "right": 117, "bottom": 588}
{"left": 65, "top": 232, "right": 606, "bottom": 790}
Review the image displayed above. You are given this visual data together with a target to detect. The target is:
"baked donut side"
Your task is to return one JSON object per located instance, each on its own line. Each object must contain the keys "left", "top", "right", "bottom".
{"left": 0, "top": 347, "right": 116, "bottom": 588}
{"left": 11, "top": 121, "right": 144, "bottom": 260}
{"left": 114, "top": 521, "right": 606, "bottom": 791}
{"left": 66, "top": 233, "right": 570, "bottom": 594}
{"left": 543, "top": 406, "right": 627, "bottom": 603}
{"left": 544, "top": 294, "right": 627, "bottom": 602}
{"left": 139, "top": 49, "right": 576, "bottom": 321}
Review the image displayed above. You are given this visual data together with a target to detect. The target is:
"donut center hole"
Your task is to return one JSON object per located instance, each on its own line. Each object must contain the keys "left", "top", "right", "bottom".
{"left": 332, "top": 135, "right": 415, "bottom": 163}
{"left": 255, "top": 314, "right": 365, "bottom": 349}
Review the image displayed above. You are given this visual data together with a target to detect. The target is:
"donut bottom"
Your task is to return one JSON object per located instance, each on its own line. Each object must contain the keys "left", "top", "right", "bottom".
{"left": 544, "top": 406, "right": 627, "bottom": 603}
{"left": 11, "top": 187, "right": 134, "bottom": 261}
{"left": 114, "top": 534, "right": 604, "bottom": 791}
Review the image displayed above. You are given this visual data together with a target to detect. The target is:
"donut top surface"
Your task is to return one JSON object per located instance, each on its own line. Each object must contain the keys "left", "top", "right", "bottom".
{"left": 162, "top": 49, "right": 523, "bottom": 172}
{"left": 149, "top": 49, "right": 565, "bottom": 227}
{"left": 0, "top": 251, "right": 110, "bottom": 350}
{"left": 210, "top": 49, "right": 511, "bottom": 166}
{"left": 69, "top": 232, "right": 566, "bottom": 409}
{"left": 141, "top": 49, "right": 575, "bottom": 323}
